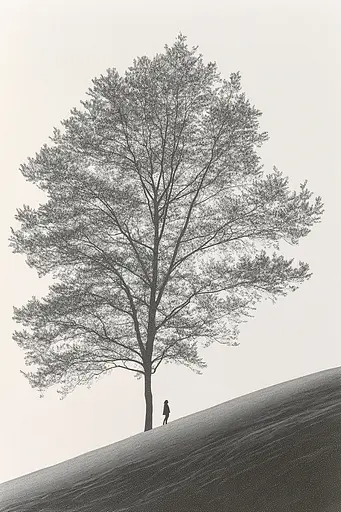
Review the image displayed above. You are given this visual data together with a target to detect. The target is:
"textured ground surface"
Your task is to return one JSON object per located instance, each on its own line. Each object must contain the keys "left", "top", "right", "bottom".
{"left": 1, "top": 367, "right": 340, "bottom": 512}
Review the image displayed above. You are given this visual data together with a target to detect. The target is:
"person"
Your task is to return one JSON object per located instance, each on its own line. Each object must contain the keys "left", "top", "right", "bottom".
{"left": 163, "top": 399, "right": 170, "bottom": 425}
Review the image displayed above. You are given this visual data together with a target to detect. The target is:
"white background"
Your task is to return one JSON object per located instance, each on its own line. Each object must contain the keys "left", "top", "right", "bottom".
{"left": 0, "top": 0, "right": 340, "bottom": 483}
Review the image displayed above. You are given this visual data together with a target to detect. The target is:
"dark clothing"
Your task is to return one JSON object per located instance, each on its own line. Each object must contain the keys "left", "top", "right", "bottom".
{"left": 163, "top": 402, "right": 170, "bottom": 425}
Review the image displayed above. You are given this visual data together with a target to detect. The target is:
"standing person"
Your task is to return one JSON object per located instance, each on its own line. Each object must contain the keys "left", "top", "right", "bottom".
{"left": 163, "top": 400, "right": 170, "bottom": 425}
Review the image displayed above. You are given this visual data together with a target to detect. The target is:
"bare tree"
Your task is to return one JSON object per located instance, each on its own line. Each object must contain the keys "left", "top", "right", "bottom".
{"left": 10, "top": 35, "right": 323, "bottom": 431}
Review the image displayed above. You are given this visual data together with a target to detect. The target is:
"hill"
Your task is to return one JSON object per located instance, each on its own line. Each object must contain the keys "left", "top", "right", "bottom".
{"left": 1, "top": 367, "right": 340, "bottom": 511}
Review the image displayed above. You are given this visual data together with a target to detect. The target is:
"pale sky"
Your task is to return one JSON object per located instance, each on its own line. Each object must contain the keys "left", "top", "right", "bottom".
{"left": 0, "top": 0, "right": 340, "bottom": 484}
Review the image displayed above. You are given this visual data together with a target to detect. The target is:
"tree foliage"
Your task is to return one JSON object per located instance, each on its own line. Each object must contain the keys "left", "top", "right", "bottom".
{"left": 10, "top": 35, "right": 323, "bottom": 430}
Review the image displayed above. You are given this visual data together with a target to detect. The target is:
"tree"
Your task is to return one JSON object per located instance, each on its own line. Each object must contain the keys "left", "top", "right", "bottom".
{"left": 10, "top": 35, "right": 323, "bottom": 431}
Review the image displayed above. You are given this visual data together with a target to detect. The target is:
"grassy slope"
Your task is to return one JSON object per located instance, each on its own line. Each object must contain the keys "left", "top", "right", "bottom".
{"left": 1, "top": 367, "right": 340, "bottom": 512}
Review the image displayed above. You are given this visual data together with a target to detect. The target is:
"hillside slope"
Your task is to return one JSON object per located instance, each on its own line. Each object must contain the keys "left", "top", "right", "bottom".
{"left": 1, "top": 367, "right": 340, "bottom": 511}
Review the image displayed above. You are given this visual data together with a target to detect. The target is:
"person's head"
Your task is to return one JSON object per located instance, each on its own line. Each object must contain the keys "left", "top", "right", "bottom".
{"left": 164, "top": 400, "right": 168, "bottom": 404}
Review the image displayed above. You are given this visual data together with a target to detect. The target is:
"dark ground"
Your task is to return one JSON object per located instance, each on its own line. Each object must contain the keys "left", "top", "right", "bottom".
{"left": 1, "top": 367, "right": 340, "bottom": 512}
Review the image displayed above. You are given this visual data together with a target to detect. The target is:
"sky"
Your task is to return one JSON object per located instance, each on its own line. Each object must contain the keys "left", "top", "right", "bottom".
{"left": 0, "top": 0, "right": 340, "bottom": 484}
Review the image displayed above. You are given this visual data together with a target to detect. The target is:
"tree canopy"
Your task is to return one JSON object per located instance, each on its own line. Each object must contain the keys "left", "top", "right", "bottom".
{"left": 10, "top": 35, "right": 323, "bottom": 430}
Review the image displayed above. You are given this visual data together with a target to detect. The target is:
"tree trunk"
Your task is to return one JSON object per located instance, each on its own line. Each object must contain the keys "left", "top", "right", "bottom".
{"left": 144, "top": 368, "right": 153, "bottom": 431}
